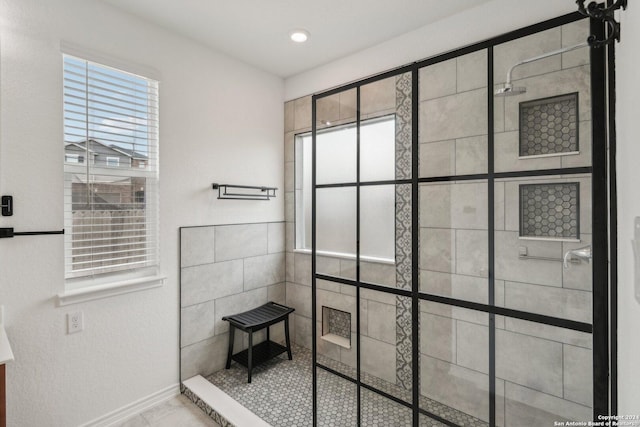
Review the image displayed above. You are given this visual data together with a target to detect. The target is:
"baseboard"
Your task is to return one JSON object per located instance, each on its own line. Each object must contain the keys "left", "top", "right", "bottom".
{"left": 79, "top": 383, "right": 181, "bottom": 427}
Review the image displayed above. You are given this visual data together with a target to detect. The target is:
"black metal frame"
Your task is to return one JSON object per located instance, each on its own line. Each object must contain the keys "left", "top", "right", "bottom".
{"left": 309, "top": 10, "right": 614, "bottom": 427}
{"left": 576, "top": 0, "right": 627, "bottom": 47}
{"left": 211, "top": 183, "right": 277, "bottom": 200}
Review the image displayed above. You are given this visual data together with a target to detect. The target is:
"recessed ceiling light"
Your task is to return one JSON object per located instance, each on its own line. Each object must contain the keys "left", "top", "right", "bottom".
{"left": 290, "top": 29, "right": 309, "bottom": 43}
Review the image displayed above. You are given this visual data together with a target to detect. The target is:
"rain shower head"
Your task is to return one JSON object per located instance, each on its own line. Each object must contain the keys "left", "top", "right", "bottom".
{"left": 494, "top": 41, "right": 589, "bottom": 98}
{"left": 495, "top": 83, "right": 527, "bottom": 97}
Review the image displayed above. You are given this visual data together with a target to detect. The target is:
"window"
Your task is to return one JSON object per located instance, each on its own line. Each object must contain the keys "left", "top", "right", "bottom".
{"left": 105, "top": 156, "right": 120, "bottom": 167}
{"left": 65, "top": 154, "right": 84, "bottom": 163}
{"left": 295, "top": 116, "right": 396, "bottom": 261}
{"left": 63, "top": 54, "right": 159, "bottom": 281}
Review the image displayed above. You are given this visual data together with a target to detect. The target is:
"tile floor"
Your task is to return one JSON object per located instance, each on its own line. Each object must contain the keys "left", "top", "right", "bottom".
{"left": 196, "top": 344, "right": 487, "bottom": 427}
{"left": 111, "top": 394, "right": 221, "bottom": 427}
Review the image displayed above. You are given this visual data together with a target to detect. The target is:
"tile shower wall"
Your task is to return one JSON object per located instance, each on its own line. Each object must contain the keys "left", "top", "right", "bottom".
{"left": 418, "top": 45, "right": 493, "bottom": 421}
{"left": 284, "top": 84, "right": 406, "bottom": 387}
{"left": 180, "top": 222, "right": 286, "bottom": 380}
{"left": 494, "top": 21, "right": 594, "bottom": 424}
{"left": 418, "top": 20, "right": 593, "bottom": 425}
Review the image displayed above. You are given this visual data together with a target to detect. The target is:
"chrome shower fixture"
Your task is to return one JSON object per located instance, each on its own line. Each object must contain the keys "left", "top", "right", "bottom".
{"left": 494, "top": 41, "right": 589, "bottom": 97}
{"left": 494, "top": 83, "right": 527, "bottom": 97}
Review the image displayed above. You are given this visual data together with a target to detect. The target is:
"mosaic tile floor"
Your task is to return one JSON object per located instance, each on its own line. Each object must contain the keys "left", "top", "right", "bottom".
{"left": 200, "top": 344, "right": 488, "bottom": 427}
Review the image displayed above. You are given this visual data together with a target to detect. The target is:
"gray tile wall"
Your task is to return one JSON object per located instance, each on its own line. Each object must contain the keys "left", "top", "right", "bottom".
{"left": 180, "top": 222, "right": 286, "bottom": 380}
{"left": 417, "top": 20, "right": 593, "bottom": 424}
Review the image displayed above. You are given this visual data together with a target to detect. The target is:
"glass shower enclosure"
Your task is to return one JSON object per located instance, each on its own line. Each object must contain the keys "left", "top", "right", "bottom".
{"left": 308, "top": 12, "right": 611, "bottom": 427}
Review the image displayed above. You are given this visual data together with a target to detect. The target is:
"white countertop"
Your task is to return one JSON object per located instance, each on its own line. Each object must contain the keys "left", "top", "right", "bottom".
{"left": 0, "top": 326, "right": 14, "bottom": 365}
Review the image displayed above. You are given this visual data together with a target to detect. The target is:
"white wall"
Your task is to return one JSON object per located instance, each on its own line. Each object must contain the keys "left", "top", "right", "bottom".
{"left": 285, "top": 0, "right": 575, "bottom": 101}
{"left": 615, "top": 3, "right": 640, "bottom": 416}
{"left": 0, "top": 0, "right": 283, "bottom": 425}
{"left": 285, "top": 0, "right": 640, "bottom": 416}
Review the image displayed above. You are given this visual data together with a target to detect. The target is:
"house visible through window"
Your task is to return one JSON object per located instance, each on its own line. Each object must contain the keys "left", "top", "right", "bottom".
{"left": 63, "top": 54, "right": 159, "bottom": 282}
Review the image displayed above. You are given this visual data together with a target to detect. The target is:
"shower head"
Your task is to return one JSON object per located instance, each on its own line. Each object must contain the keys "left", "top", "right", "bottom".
{"left": 495, "top": 83, "right": 527, "bottom": 97}
{"left": 495, "top": 41, "right": 589, "bottom": 98}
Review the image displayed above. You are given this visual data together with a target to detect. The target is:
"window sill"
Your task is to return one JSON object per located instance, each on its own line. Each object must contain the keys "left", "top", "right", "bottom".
{"left": 57, "top": 275, "right": 166, "bottom": 306}
{"left": 293, "top": 248, "right": 395, "bottom": 265}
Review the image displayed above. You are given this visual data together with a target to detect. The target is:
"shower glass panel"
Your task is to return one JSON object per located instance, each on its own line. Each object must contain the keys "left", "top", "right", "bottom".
{"left": 419, "top": 50, "right": 488, "bottom": 178}
{"left": 360, "top": 75, "right": 403, "bottom": 182}
{"left": 360, "top": 289, "right": 412, "bottom": 400}
{"left": 361, "top": 388, "right": 413, "bottom": 426}
{"left": 316, "top": 187, "right": 356, "bottom": 279}
{"left": 317, "top": 367, "right": 358, "bottom": 427}
{"left": 316, "top": 124, "right": 356, "bottom": 185}
{"left": 308, "top": 13, "right": 607, "bottom": 427}
{"left": 493, "top": 20, "right": 592, "bottom": 173}
{"left": 360, "top": 184, "right": 405, "bottom": 288}
{"left": 419, "top": 300, "right": 490, "bottom": 425}
{"left": 316, "top": 89, "right": 357, "bottom": 185}
{"left": 360, "top": 117, "right": 396, "bottom": 182}
{"left": 419, "top": 180, "right": 489, "bottom": 303}
{"left": 490, "top": 14, "right": 601, "bottom": 426}
{"left": 494, "top": 175, "right": 593, "bottom": 324}
{"left": 316, "top": 278, "right": 357, "bottom": 380}
{"left": 495, "top": 315, "right": 593, "bottom": 424}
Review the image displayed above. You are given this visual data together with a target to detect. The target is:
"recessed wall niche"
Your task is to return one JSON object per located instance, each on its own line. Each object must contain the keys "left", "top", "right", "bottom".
{"left": 519, "top": 93, "right": 579, "bottom": 158}
{"left": 519, "top": 182, "right": 580, "bottom": 240}
{"left": 321, "top": 306, "right": 351, "bottom": 348}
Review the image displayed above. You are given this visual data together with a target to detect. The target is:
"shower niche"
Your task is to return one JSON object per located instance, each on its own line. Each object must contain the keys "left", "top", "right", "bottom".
{"left": 321, "top": 306, "right": 351, "bottom": 348}
{"left": 519, "top": 93, "right": 579, "bottom": 158}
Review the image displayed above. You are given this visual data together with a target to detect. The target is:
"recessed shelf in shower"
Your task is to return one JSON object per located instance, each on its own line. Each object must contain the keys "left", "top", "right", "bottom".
{"left": 321, "top": 306, "right": 351, "bottom": 349}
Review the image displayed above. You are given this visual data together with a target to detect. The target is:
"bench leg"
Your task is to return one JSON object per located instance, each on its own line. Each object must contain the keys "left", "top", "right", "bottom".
{"left": 247, "top": 331, "right": 253, "bottom": 383}
{"left": 285, "top": 317, "right": 292, "bottom": 360}
{"left": 266, "top": 325, "right": 270, "bottom": 342}
{"left": 225, "top": 325, "right": 235, "bottom": 369}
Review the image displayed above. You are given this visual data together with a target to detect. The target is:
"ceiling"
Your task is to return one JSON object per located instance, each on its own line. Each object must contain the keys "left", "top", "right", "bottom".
{"left": 101, "top": 0, "right": 493, "bottom": 78}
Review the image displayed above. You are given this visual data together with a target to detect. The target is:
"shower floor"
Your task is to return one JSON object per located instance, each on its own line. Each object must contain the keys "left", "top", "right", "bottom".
{"left": 197, "top": 344, "right": 487, "bottom": 427}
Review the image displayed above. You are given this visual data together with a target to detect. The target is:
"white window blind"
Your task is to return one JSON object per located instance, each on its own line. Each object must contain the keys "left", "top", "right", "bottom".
{"left": 63, "top": 54, "right": 159, "bottom": 280}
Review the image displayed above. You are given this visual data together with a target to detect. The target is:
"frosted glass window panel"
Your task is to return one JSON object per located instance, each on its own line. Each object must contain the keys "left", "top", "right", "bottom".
{"left": 360, "top": 117, "right": 396, "bottom": 182}
{"left": 316, "top": 125, "right": 357, "bottom": 185}
{"left": 316, "top": 187, "right": 356, "bottom": 256}
{"left": 360, "top": 185, "right": 395, "bottom": 260}
{"left": 295, "top": 134, "right": 313, "bottom": 250}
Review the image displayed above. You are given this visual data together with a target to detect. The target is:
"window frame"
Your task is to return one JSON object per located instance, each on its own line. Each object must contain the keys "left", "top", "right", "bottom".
{"left": 62, "top": 52, "right": 160, "bottom": 289}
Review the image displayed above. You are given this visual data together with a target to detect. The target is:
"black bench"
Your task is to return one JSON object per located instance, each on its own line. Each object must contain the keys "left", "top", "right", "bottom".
{"left": 222, "top": 301, "right": 295, "bottom": 383}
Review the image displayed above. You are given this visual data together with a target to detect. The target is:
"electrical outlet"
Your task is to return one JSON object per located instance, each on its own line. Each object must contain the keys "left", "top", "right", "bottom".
{"left": 67, "top": 311, "right": 84, "bottom": 334}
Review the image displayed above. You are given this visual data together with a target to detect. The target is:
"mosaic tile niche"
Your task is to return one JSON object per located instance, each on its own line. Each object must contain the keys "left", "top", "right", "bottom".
{"left": 519, "top": 182, "right": 580, "bottom": 240}
{"left": 322, "top": 306, "right": 351, "bottom": 346}
{"left": 519, "top": 93, "right": 579, "bottom": 157}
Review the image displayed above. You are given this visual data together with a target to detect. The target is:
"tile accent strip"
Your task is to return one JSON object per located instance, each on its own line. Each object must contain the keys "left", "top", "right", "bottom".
{"left": 519, "top": 93, "right": 579, "bottom": 157}
{"left": 395, "top": 72, "right": 414, "bottom": 391}
{"left": 181, "top": 384, "right": 234, "bottom": 427}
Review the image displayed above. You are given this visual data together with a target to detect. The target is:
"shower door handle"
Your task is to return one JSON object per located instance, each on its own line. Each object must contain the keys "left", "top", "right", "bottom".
{"left": 563, "top": 245, "right": 592, "bottom": 268}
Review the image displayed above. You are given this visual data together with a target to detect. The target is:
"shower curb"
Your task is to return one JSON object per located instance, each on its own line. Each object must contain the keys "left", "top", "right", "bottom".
{"left": 181, "top": 375, "right": 273, "bottom": 427}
